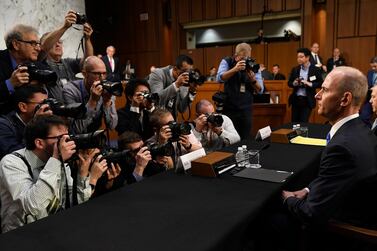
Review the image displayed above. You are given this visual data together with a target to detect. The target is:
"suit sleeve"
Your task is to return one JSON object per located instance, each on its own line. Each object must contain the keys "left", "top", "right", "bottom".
{"left": 148, "top": 69, "right": 178, "bottom": 108}
{"left": 285, "top": 144, "right": 355, "bottom": 224}
{"left": 288, "top": 67, "right": 298, "bottom": 88}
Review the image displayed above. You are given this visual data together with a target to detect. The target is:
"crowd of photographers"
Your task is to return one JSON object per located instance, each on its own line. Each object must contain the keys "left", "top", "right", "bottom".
{"left": 0, "top": 10, "right": 244, "bottom": 233}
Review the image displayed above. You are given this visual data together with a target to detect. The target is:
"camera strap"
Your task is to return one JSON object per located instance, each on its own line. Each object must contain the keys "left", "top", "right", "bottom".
{"left": 11, "top": 152, "right": 34, "bottom": 179}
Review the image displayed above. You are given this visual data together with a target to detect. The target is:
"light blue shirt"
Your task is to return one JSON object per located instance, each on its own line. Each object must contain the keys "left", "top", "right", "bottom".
{"left": 216, "top": 59, "right": 264, "bottom": 94}
{"left": 296, "top": 63, "right": 310, "bottom": 96}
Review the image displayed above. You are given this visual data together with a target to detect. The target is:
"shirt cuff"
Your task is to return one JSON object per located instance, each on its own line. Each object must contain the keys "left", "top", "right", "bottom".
{"left": 5, "top": 79, "right": 15, "bottom": 94}
{"left": 304, "top": 187, "right": 310, "bottom": 193}
{"left": 189, "top": 93, "right": 196, "bottom": 101}
{"left": 133, "top": 171, "right": 144, "bottom": 182}
{"left": 173, "top": 82, "right": 179, "bottom": 91}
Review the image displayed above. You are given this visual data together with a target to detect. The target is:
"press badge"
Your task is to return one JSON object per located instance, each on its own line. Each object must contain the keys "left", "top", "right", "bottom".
{"left": 309, "top": 75, "right": 316, "bottom": 81}
{"left": 167, "top": 99, "right": 174, "bottom": 108}
{"left": 240, "top": 83, "right": 246, "bottom": 93}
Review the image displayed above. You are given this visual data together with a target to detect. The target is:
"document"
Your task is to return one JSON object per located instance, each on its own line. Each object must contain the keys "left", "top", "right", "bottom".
{"left": 290, "top": 136, "right": 327, "bottom": 146}
{"left": 233, "top": 168, "right": 293, "bottom": 183}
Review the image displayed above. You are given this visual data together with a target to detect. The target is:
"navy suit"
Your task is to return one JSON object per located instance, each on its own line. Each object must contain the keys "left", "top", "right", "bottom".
{"left": 286, "top": 118, "right": 377, "bottom": 226}
{"left": 0, "top": 50, "right": 16, "bottom": 115}
{"left": 359, "top": 70, "right": 377, "bottom": 127}
{"left": 288, "top": 65, "right": 323, "bottom": 122}
{"left": 102, "top": 56, "right": 121, "bottom": 82}
{"left": 0, "top": 111, "right": 25, "bottom": 160}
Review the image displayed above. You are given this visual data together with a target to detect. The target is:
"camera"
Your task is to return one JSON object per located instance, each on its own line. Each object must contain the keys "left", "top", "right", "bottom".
{"left": 206, "top": 113, "right": 224, "bottom": 127}
{"left": 99, "top": 80, "right": 123, "bottom": 97}
{"left": 69, "top": 130, "right": 107, "bottom": 150}
{"left": 148, "top": 142, "right": 174, "bottom": 158}
{"left": 244, "top": 57, "right": 260, "bottom": 73}
{"left": 141, "top": 92, "right": 159, "bottom": 104}
{"left": 212, "top": 91, "right": 227, "bottom": 113}
{"left": 100, "top": 149, "right": 133, "bottom": 165}
{"left": 187, "top": 69, "right": 206, "bottom": 86}
{"left": 75, "top": 12, "right": 88, "bottom": 25}
{"left": 168, "top": 121, "right": 191, "bottom": 142}
{"left": 21, "top": 62, "right": 58, "bottom": 85}
{"left": 297, "top": 77, "right": 305, "bottom": 86}
{"left": 35, "top": 98, "right": 86, "bottom": 119}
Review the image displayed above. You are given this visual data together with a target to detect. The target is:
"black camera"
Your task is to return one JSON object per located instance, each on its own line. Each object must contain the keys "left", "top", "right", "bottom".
{"left": 244, "top": 57, "right": 260, "bottom": 73}
{"left": 212, "top": 91, "right": 227, "bottom": 114}
{"left": 187, "top": 69, "right": 206, "bottom": 85}
{"left": 35, "top": 98, "right": 86, "bottom": 119}
{"left": 75, "top": 12, "right": 88, "bottom": 25}
{"left": 206, "top": 113, "right": 224, "bottom": 127}
{"left": 148, "top": 142, "right": 174, "bottom": 158}
{"left": 69, "top": 130, "right": 107, "bottom": 150}
{"left": 21, "top": 62, "right": 57, "bottom": 85}
{"left": 297, "top": 77, "right": 305, "bottom": 86}
{"left": 141, "top": 92, "right": 159, "bottom": 103}
{"left": 100, "top": 149, "right": 133, "bottom": 165}
{"left": 99, "top": 80, "right": 123, "bottom": 97}
{"left": 168, "top": 121, "right": 191, "bottom": 142}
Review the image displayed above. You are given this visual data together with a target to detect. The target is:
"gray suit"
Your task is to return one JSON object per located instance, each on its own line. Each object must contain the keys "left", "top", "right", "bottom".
{"left": 148, "top": 66, "right": 194, "bottom": 118}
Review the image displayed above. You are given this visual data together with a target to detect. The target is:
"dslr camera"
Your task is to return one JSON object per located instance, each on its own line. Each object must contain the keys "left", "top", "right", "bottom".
{"left": 187, "top": 69, "right": 206, "bottom": 86}
{"left": 21, "top": 62, "right": 58, "bottom": 85}
{"left": 148, "top": 142, "right": 174, "bottom": 158}
{"left": 212, "top": 91, "right": 227, "bottom": 113}
{"left": 206, "top": 113, "right": 224, "bottom": 127}
{"left": 35, "top": 98, "right": 86, "bottom": 119}
{"left": 75, "top": 12, "right": 88, "bottom": 25}
{"left": 141, "top": 92, "right": 159, "bottom": 104}
{"left": 99, "top": 80, "right": 123, "bottom": 97}
{"left": 296, "top": 77, "right": 305, "bottom": 86}
{"left": 244, "top": 57, "right": 260, "bottom": 73}
{"left": 99, "top": 149, "right": 133, "bottom": 165}
{"left": 69, "top": 130, "right": 107, "bottom": 150}
{"left": 168, "top": 121, "right": 191, "bottom": 142}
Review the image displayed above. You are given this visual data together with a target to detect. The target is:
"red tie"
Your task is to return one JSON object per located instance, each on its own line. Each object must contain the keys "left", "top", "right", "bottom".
{"left": 109, "top": 58, "right": 113, "bottom": 72}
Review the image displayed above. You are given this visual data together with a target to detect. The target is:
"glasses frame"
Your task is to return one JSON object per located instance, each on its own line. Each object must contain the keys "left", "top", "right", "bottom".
{"left": 17, "top": 39, "right": 42, "bottom": 48}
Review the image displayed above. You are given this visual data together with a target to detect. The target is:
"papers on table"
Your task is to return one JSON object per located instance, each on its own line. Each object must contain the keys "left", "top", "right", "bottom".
{"left": 290, "top": 136, "right": 327, "bottom": 146}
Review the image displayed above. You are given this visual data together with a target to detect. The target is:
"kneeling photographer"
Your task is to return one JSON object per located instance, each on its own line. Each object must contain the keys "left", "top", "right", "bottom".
{"left": 146, "top": 108, "right": 202, "bottom": 168}
{"left": 192, "top": 99, "right": 240, "bottom": 153}
{"left": 63, "top": 56, "right": 118, "bottom": 134}
{"left": 216, "top": 43, "right": 264, "bottom": 140}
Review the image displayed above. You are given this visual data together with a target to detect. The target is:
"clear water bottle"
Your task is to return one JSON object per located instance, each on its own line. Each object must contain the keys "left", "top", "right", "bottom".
{"left": 236, "top": 147, "right": 244, "bottom": 167}
{"left": 242, "top": 145, "right": 250, "bottom": 168}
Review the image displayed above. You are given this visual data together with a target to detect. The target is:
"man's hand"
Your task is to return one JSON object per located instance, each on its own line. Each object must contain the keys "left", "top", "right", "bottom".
{"left": 282, "top": 190, "right": 295, "bottom": 202}
{"left": 102, "top": 91, "right": 113, "bottom": 108}
{"left": 64, "top": 10, "right": 77, "bottom": 29}
{"left": 89, "top": 81, "right": 103, "bottom": 103}
{"left": 9, "top": 66, "right": 29, "bottom": 88}
{"left": 159, "top": 125, "right": 172, "bottom": 144}
{"left": 175, "top": 72, "right": 189, "bottom": 88}
{"left": 77, "top": 148, "right": 100, "bottom": 178}
{"left": 105, "top": 163, "right": 121, "bottom": 189}
{"left": 83, "top": 23, "right": 93, "bottom": 39}
{"left": 209, "top": 123, "right": 223, "bottom": 135}
{"left": 53, "top": 135, "right": 76, "bottom": 161}
{"left": 34, "top": 104, "right": 53, "bottom": 117}
{"left": 194, "top": 114, "right": 207, "bottom": 133}
{"left": 179, "top": 135, "right": 192, "bottom": 150}
{"left": 89, "top": 155, "right": 108, "bottom": 185}
{"left": 134, "top": 147, "right": 152, "bottom": 176}
{"left": 233, "top": 60, "right": 246, "bottom": 72}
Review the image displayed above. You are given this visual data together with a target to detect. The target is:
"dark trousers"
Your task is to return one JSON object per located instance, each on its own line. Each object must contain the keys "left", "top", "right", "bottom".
{"left": 224, "top": 108, "right": 252, "bottom": 140}
{"left": 291, "top": 96, "right": 312, "bottom": 123}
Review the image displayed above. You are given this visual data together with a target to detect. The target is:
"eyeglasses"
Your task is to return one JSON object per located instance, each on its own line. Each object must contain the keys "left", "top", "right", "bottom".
{"left": 43, "top": 134, "right": 68, "bottom": 140}
{"left": 17, "top": 39, "right": 41, "bottom": 48}
{"left": 89, "top": 71, "right": 107, "bottom": 77}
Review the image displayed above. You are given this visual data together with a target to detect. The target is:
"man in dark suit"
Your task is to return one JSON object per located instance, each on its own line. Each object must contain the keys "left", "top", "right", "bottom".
{"left": 258, "top": 67, "right": 377, "bottom": 251}
{"left": 369, "top": 85, "right": 377, "bottom": 135}
{"left": 309, "top": 42, "right": 327, "bottom": 74}
{"left": 288, "top": 48, "right": 323, "bottom": 122}
{"left": 102, "top": 45, "right": 121, "bottom": 82}
{"left": 271, "top": 64, "right": 286, "bottom": 80}
{"left": 360, "top": 56, "right": 377, "bottom": 126}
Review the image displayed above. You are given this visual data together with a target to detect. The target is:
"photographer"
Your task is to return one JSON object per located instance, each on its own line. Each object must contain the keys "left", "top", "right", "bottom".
{"left": 216, "top": 43, "right": 264, "bottom": 140}
{"left": 288, "top": 48, "right": 323, "bottom": 122}
{"left": 0, "top": 115, "right": 106, "bottom": 233}
{"left": 40, "top": 10, "right": 94, "bottom": 103}
{"left": 116, "top": 79, "right": 155, "bottom": 140}
{"left": 148, "top": 55, "right": 199, "bottom": 119}
{"left": 192, "top": 99, "right": 240, "bottom": 153}
{"left": 146, "top": 108, "right": 202, "bottom": 168}
{"left": 0, "top": 86, "right": 52, "bottom": 160}
{"left": 63, "top": 56, "right": 118, "bottom": 134}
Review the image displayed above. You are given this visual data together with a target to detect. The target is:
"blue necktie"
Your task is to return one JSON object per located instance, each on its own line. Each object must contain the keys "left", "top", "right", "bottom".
{"left": 326, "top": 133, "right": 331, "bottom": 144}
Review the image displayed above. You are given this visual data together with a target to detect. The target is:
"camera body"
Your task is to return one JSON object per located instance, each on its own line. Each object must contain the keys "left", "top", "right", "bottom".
{"left": 36, "top": 98, "right": 86, "bottom": 118}
{"left": 148, "top": 142, "right": 174, "bottom": 158}
{"left": 69, "top": 130, "right": 107, "bottom": 150}
{"left": 141, "top": 92, "right": 159, "bottom": 104}
{"left": 99, "top": 80, "right": 123, "bottom": 97}
{"left": 212, "top": 91, "right": 227, "bottom": 114}
{"left": 168, "top": 121, "right": 191, "bottom": 142}
{"left": 100, "top": 149, "right": 133, "bottom": 165}
{"left": 186, "top": 69, "right": 206, "bottom": 86}
{"left": 75, "top": 12, "right": 88, "bottom": 25}
{"left": 21, "top": 62, "right": 57, "bottom": 85}
{"left": 244, "top": 57, "right": 260, "bottom": 73}
{"left": 297, "top": 77, "right": 305, "bottom": 86}
{"left": 206, "top": 113, "right": 224, "bottom": 127}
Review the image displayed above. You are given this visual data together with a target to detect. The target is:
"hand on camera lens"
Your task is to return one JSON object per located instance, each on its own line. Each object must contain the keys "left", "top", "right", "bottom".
{"left": 77, "top": 148, "right": 100, "bottom": 178}
{"left": 34, "top": 104, "right": 53, "bottom": 117}
{"left": 53, "top": 135, "right": 76, "bottom": 161}
{"left": 136, "top": 146, "right": 152, "bottom": 169}
{"left": 159, "top": 125, "right": 172, "bottom": 144}
{"left": 90, "top": 155, "right": 108, "bottom": 183}
{"left": 83, "top": 23, "right": 93, "bottom": 38}
{"left": 176, "top": 72, "right": 189, "bottom": 87}
{"left": 106, "top": 163, "right": 121, "bottom": 180}
{"left": 65, "top": 10, "right": 77, "bottom": 28}
{"left": 10, "top": 67, "right": 29, "bottom": 88}
{"left": 194, "top": 114, "right": 207, "bottom": 133}
{"left": 179, "top": 135, "right": 191, "bottom": 149}
{"left": 234, "top": 60, "right": 246, "bottom": 72}
{"left": 90, "top": 81, "right": 103, "bottom": 102}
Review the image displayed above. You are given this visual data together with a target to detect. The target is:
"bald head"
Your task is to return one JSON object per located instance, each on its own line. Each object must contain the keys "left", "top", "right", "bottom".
{"left": 196, "top": 99, "right": 214, "bottom": 115}
{"left": 83, "top": 55, "right": 105, "bottom": 72}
